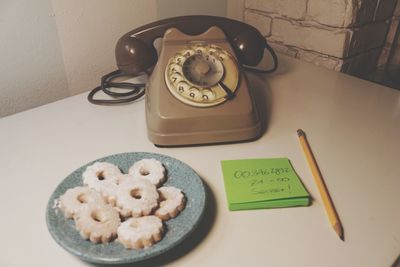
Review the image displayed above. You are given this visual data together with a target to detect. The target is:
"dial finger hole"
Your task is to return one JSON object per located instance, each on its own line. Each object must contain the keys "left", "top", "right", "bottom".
{"left": 201, "top": 89, "right": 216, "bottom": 101}
{"left": 218, "top": 52, "right": 229, "bottom": 61}
{"left": 188, "top": 87, "right": 201, "bottom": 101}
{"left": 182, "top": 49, "right": 195, "bottom": 57}
{"left": 169, "top": 63, "right": 182, "bottom": 74}
{"left": 174, "top": 55, "right": 185, "bottom": 65}
{"left": 169, "top": 73, "right": 184, "bottom": 84}
{"left": 208, "top": 48, "right": 218, "bottom": 56}
{"left": 194, "top": 46, "right": 206, "bottom": 54}
{"left": 176, "top": 81, "right": 189, "bottom": 94}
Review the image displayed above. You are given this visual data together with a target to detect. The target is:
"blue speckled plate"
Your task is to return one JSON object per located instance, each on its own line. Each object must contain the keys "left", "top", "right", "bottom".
{"left": 46, "top": 152, "right": 206, "bottom": 264}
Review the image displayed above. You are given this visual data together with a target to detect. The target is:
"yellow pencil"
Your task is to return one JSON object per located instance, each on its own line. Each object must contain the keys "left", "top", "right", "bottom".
{"left": 297, "top": 129, "right": 344, "bottom": 241}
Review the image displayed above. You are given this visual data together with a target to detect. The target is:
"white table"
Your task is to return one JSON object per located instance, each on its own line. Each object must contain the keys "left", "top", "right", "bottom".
{"left": 1, "top": 55, "right": 399, "bottom": 267}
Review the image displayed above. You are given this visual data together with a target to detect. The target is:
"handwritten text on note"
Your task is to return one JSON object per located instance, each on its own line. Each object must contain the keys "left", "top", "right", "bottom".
{"left": 221, "top": 158, "right": 310, "bottom": 210}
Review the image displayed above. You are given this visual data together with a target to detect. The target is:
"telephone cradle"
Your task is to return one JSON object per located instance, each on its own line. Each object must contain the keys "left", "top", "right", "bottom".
{"left": 88, "top": 16, "right": 278, "bottom": 147}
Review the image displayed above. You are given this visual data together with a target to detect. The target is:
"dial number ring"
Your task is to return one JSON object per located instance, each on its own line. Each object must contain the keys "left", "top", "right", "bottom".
{"left": 165, "top": 43, "right": 239, "bottom": 107}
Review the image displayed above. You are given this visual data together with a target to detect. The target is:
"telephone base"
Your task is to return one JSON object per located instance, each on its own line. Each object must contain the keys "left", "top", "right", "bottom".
{"left": 145, "top": 26, "right": 262, "bottom": 147}
{"left": 153, "top": 135, "right": 261, "bottom": 148}
{"left": 148, "top": 122, "right": 262, "bottom": 147}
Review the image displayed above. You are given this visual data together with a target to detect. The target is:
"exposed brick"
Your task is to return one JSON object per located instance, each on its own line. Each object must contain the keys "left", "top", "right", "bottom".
{"left": 244, "top": 10, "right": 272, "bottom": 37}
{"left": 296, "top": 50, "right": 343, "bottom": 71}
{"left": 269, "top": 41, "right": 343, "bottom": 71}
{"left": 307, "top": 0, "right": 354, "bottom": 27}
{"left": 271, "top": 39, "right": 387, "bottom": 74}
{"left": 244, "top": 0, "right": 399, "bottom": 78}
{"left": 269, "top": 42, "right": 300, "bottom": 57}
{"left": 307, "top": 0, "right": 378, "bottom": 27}
{"left": 270, "top": 18, "right": 351, "bottom": 58}
{"left": 245, "top": 0, "right": 307, "bottom": 20}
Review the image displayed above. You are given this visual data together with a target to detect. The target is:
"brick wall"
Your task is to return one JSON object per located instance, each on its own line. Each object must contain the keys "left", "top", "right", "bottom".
{"left": 244, "top": 0, "right": 399, "bottom": 77}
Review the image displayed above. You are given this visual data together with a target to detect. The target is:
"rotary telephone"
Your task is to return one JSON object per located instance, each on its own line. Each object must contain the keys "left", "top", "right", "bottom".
{"left": 88, "top": 16, "right": 278, "bottom": 146}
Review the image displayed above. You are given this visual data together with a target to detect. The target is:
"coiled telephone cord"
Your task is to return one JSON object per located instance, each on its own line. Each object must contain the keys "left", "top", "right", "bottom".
{"left": 87, "top": 70, "right": 145, "bottom": 105}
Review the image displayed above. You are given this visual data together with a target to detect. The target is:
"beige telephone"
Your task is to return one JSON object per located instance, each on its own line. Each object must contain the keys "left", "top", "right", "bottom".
{"left": 88, "top": 16, "right": 278, "bottom": 146}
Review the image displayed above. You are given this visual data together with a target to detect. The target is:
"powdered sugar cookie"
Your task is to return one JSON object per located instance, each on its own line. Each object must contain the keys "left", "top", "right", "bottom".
{"left": 83, "top": 162, "right": 122, "bottom": 201}
{"left": 155, "top": 186, "right": 186, "bottom": 221}
{"left": 74, "top": 203, "right": 121, "bottom": 244}
{"left": 128, "top": 158, "right": 166, "bottom": 187}
{"left": 115, "top": 177, "right": 159, "bottom": 218}
{"left": 104, "top": 174, "right": 137, "bottom": 206}
{"left": 117, "top": 216, "right": 164, "bottom": 249}
{"left": 58, "top": 186, "right": 106, "bottom": 218}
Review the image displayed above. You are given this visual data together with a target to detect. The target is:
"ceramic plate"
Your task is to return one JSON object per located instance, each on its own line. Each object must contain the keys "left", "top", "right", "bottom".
{"left": 46, "top": 152, "right": 206, "bottom": 264}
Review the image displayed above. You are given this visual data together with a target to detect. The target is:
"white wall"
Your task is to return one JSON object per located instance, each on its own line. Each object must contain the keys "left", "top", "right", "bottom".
{"left": 0, "top": 0, "right": 228, "bottom": 118}
{"left": 0, "top": 0, "right": 69, "bottom": 117}
{"left": 156, "top": 0, "right": 226, "bottom": 18}
{"left": 51, "top": 0, "right": 158, "bottom": 96}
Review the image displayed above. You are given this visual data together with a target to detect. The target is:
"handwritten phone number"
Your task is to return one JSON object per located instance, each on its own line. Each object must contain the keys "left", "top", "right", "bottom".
{"left": 233, "top": 168, "right": 290, "bottom": 179}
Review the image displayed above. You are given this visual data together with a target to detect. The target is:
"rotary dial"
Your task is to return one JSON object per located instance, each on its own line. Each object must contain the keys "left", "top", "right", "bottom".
{"left": 165, "top": 43, "right": 239, "bottom": 107}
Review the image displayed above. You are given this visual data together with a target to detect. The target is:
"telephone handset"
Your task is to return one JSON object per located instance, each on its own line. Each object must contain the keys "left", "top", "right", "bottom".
{"left": 114, "top": 15, "right": 277, "bottom": 76}
{"left": 88, "top": 15, "right": 278, "bottom": 146}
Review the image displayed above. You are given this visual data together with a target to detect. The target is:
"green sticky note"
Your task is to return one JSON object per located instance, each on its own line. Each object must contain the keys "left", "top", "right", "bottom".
{"left": 221, "top": 158, "right": 310, "bottom": 211}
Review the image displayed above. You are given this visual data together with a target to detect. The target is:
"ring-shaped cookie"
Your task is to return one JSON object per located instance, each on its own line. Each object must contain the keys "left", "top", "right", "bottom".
{"left": 117, "top": 216, "right": 164, "bottom": 249}
{"left": 155, "top": 186, "right": 186, "bottom": 221}
{"left": 115, "top": 177, "right": 159, "bottom": 218}
{"left": 58, "top": 186, "right": 106, "bottom": 218}
{"left": 128, "top": 158, "right": 166, "bottom": 187}
{"left": 83, "top": 162, "right": 122, "bottom": 199}
{"left": 74, "top": 203, "right": 121, "bottom": 244}
{"left": 105, "top": 174, "right": 136, "bottom": 206}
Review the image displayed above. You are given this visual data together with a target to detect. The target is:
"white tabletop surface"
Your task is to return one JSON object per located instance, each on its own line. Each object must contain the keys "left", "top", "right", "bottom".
{"left": 1, "top": 54, "right": 399, "bottom": 267}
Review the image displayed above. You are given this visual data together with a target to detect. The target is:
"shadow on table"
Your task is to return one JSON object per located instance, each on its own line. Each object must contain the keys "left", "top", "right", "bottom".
{"left": 247, "top": 72, "right": 272, "bottom": 137}
{"left": 245, "top": 52, "right": 292, "bottom": 138}
{"left": 91, "top": 179, "right": 216, "bottom": 267}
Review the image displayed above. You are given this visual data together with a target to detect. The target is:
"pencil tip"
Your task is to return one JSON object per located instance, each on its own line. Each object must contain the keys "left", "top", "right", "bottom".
{"left": 297, "top": 129, "right": 304, "bottom": 136}
{"left": 334, "top": 223, "right": 344, "bottom": 241}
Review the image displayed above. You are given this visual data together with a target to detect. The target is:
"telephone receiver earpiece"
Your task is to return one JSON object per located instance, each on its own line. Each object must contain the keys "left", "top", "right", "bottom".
{"left": 115, "top": 35, "right": 158, "bottom": 75}
{"left": 232, "top": 29, "right": 278, "bottom": 73}
{"left": 115, "top": 15, "right": 278, "bottom": 76}
{"left": 232, "top": 30, "right": 265, "bottom": 66}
